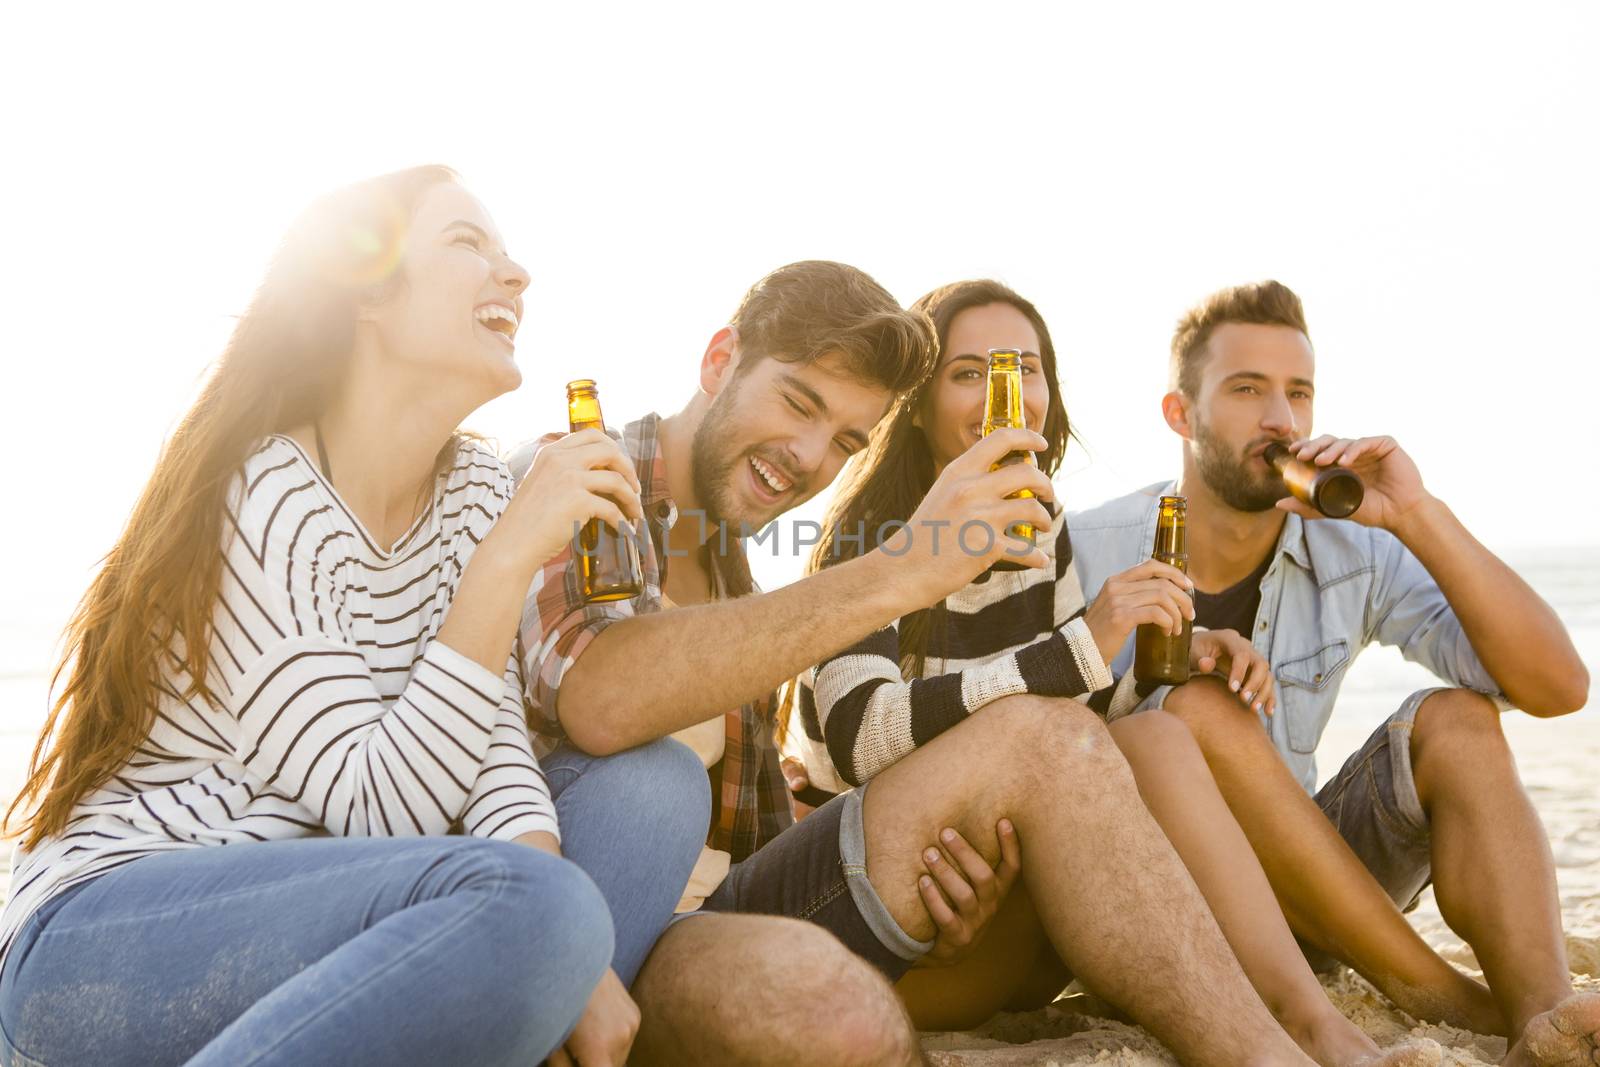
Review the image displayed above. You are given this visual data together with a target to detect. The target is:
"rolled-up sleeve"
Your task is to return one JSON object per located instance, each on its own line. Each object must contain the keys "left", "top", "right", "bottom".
{"left": 1366, "top": 529, "right": 1506, "bottom": 703}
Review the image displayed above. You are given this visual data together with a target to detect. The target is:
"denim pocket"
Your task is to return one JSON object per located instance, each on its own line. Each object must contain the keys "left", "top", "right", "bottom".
{"left": 1275, "top": 639, "right": 1351, "bottom": 753}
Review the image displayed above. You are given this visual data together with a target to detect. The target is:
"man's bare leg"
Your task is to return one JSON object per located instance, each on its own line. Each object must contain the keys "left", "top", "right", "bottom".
{"left": 1164, "top": 678, "right": 1503, "bottom": 1034}
{"left": 862, "top": 693, "right": 1317, "bottom": 1067}
{"left": 1406, "top": 690, "right": 1598, "bottom": 1067}
{"left": 632, "top": 913, "right": 923, "bottom": 1066}
{"left": 1111, "top": 708, "right": 1440, "bottom": 1067}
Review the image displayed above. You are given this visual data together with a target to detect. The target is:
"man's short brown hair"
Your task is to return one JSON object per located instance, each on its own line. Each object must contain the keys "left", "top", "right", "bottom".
{"left": 730, "top": 260, "right": 937, "bottom": 397}
{"left": 1170, "top": 280, "right": 1310, "bottom": 396}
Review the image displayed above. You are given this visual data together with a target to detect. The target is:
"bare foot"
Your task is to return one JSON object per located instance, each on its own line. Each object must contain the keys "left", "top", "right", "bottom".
{"left": 1504, "top": 991, "right": 1600, "bottom": 1067}
{"left": 1294, "top": 1009, "right": 1441, "bottom": 1067}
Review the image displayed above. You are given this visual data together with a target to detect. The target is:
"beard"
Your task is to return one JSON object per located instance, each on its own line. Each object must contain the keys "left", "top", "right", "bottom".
{"left": 689, "top": 373, "right": 807, "bottom": 532}
{"left": 1192, "top": 417, "right": 1289, "bottom": 513}
{"left": 690, "top": 383, "right": 746, "bottom": 529}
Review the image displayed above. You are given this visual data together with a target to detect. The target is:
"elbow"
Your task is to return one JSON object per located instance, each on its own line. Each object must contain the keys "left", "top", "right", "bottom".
{"left": 1519, "top": 664, "right": 1590, "bottom": 718}
{"left": 1551, "top": 666, "right": 1590, "bottom": 717}
{"left": 552, "top": 665, "right": 636, "bottom": 756}
{"left": 821, "top": 731, "right": 865, "bottom": 789}
{"left": 557, "top": 704, "right": 632, "bottom": 757}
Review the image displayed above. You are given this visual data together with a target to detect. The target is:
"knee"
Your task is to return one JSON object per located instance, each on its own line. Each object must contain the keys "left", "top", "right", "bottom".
{"left": 1108, "top": 708, "right": 1201, "bottom": 765}
{"left": 626, "top": 736, "right": 712, "bottom": 794}
{"left": 774, "top": 922, "right": 920, "bottom": 1066}
{"left": 466, "top": 844, "right": 614, "bottom": 1013}
{"left": 987, "top": 695, "right": 1122, "bottom": 777}
{"left": 590, "top": 738, "right": 712, "bottom": 842}
{"left": 1163, "top": 675, "right": 1268, "bottom": 745}
{"left": 1411, "top": 688, "right": 1509, "bottom": 769}
{"left": 500, "top": 843, "right": 615, "bottom": 952}
{"left": 633, "top": 736, "right": 713, "bottom": 812}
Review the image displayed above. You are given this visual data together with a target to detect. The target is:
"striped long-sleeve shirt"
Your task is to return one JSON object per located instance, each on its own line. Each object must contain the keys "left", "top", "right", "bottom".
{"left": 806, "top": 515, "right": 1149, "bottom": 788}
{"left": 1, "top": 435, "right": 556, "bottom": 965}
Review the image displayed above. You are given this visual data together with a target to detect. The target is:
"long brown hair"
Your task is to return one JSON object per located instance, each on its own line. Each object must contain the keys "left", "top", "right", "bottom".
{"left": 812, "top": 279, "right": 1072, "bottom": 677}
{"left": 6, "top": 165, "right": 463, "bottom": 849}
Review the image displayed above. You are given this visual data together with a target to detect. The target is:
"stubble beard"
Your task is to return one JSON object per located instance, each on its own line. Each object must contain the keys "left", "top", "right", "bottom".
{"left": 1192, "top": 417, "right": 1288, "bottom": 513}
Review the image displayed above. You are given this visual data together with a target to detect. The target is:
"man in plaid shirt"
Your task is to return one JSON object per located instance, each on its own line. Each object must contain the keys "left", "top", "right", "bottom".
{"left": 513, "top": 262, "right": 1338, "bottom": 1067}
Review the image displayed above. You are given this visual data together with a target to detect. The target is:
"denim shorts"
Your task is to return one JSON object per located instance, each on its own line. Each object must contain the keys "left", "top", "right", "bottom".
{"left": 696, "top": 782, "right": 933, "bottom": 980}
{"left": 1296, "top": 687, "right": 1439, "bottom": 969}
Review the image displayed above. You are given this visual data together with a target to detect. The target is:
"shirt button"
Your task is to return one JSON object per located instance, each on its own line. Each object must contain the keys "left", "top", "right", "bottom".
{"left": 1313, "top": 672, "right": 1323, "bottom": 683}
{"left": 1257, "top": 621, "right": 1267, "bottom": 631}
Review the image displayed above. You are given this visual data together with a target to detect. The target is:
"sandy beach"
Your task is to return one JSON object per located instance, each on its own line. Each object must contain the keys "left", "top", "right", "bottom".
{"left": 2, "top": 553, "right": 1595, "bottom": 1064}
{"left": 917, "top": 549, "right": 1600, "bottom": 1064}
{"left": 919, "top": 694, "right": 1600, "bottom": 1065}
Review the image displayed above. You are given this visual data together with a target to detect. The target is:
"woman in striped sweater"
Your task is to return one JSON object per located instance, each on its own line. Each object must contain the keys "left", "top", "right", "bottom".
{"left": 0, "top": 167, "right": 706, "bottom": 1067}
{"left": 799, "top": 280, "right": 1438, "bottom": 1067}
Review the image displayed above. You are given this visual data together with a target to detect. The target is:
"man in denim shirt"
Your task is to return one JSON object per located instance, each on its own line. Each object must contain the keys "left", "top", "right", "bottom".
{"left": 1070, "top": 281, "right": 1594, "bottom": 1065}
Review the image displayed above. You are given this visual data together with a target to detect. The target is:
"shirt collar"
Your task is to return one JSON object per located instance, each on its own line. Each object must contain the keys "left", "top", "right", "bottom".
{"left": 622, "top": 411, "right": 756, "bottom": 597}
{"left": 623, "top": 411, "right": 678, "bottom": 530}
{"left": 1277, "top": 510, "right": 1312, "bottom": 572}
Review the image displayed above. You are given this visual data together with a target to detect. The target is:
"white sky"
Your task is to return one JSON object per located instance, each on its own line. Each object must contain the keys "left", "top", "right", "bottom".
{"left": 2, "top": 1, "right": 1597, "bottom": 630}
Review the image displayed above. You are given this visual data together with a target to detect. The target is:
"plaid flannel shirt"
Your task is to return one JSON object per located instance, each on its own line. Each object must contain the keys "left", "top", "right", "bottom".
{"left": 509, "top": 412, "right": 795, "bottom": 862}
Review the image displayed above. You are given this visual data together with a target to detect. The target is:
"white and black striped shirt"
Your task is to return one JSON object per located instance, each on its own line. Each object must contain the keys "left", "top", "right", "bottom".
{"left": 1, "top": 436, "right": 555, "bottom": 964}
{"left": 804, "top": 517, "right": 1148, "bottom": 788}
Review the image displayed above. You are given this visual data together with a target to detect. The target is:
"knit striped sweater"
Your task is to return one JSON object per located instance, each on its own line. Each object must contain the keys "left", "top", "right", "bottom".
{"left": 805, "top": 515, "right": 1146, "bottom": 788}
{"left": 1, "top": 436, "right": 555, "bottom": 966}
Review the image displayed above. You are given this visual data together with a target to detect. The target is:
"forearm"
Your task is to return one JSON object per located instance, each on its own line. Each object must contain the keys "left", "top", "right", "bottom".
{"left": 559, "top": 550, "right": 929, "bottom": 754}
{"left": 436, "top": 529, "right": 537, "bottom": 675}
{"left": 1392, "top": 498, "right": 1588, "bottom": 715}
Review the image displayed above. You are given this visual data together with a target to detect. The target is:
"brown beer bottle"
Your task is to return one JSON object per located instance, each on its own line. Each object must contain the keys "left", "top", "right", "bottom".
{"left": 1263, "top": 443, "right": 1364, "bottom": 518}
{"left": 981, "top": 349, "right": 1037, "bottom": 571}
{"left": 1133, "top": 495, "right": 1192, "bottom": 686}
{"left": 566, "top": 379, "right": 643, "bottom": 603}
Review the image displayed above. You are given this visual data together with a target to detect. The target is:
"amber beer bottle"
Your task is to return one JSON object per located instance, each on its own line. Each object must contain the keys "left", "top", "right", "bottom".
{"left": 1263, "top": 443, "right": 1364, "bottom": 519}
{"left": 1133, "top": 495, "right": 1192, "bottom": 686}
{"left": 566, "top": 379, "right": 643, "bottom": 603}
{"left": 981, "top": 349, "right": 1036, "bottom": 571}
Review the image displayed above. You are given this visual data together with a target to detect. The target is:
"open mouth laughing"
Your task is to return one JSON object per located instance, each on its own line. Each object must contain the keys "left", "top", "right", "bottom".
{"left": 474, "top": 303, "right": 519, "bottom": 347}
{"left": 747, "top": 454, "right": 795, "bottom": 504}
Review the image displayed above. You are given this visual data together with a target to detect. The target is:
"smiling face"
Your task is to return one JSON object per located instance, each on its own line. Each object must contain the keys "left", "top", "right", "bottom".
{"left": 690, "top": 350, "right": 891, "bottom": 530}
{"left": 916, "top": 302, "right": 1050, "bottom": 473}
{"left": 365, "top": 182, "right": 530, "bottom": 407}
{"left": 1183, "top": 322, "right": 1317, "bottom": 511}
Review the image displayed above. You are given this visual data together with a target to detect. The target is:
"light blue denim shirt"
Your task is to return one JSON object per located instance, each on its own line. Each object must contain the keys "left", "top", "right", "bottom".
{"left": 1069, "top": 481, "right": 1505, "bottom": 792}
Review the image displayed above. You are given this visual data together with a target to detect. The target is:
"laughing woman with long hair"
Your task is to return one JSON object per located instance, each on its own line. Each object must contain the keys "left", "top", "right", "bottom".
{"left": 0, "top": 167, "right": 705, "bottom": 1067}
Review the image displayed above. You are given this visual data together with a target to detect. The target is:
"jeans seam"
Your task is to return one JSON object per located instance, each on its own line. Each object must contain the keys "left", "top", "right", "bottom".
{"left": 1384, "top": 719, "right": 1429, "bottom": 838}
{"left": 1362, "top": 755, "right": 1420, "bottom": 842}
{"left": 36, "top": 850, "right": 452, "bottom": 938}
{"left": 227, "top": 847, "right": 519, "bottom": 1067}
{"left": 798, "top": 877, "right": 851, "bottom": 922}
{"left": 1320, "top": 747, "right": 1376, "bottom": 819}
{"left": 0, "top": 1013, "right": 49, "bottom": 1067}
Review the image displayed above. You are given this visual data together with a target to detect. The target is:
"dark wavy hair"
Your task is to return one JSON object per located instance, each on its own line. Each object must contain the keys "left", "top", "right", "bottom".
{"left": 810, "top": 278, "right": 1071, "bottom": 677}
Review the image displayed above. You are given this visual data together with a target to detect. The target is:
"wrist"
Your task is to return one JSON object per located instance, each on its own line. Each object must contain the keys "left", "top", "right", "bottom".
{"left": 473, "top": 526, "right": 543, "bottom": 586}
{"left": 861, "top": 546, "right": 942, "bottom": 614}
{"left": 1387, "top": 494, "right": 1452, "bottom": 544}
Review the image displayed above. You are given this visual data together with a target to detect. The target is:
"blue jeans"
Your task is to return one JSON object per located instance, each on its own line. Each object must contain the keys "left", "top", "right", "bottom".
{"left": 538, "top": 738, "right": 710, "bottom": 985}
{"left": 0, "top": 739, "right": 707, "bottom": 1066}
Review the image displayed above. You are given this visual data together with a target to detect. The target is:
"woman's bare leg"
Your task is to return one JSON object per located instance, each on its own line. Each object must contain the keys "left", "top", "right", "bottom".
{"left": 894, "top": 882, "right": 1070, "bottom": 1031}
{"left": 1111, "top": 708, "right": 1438, "bottom": 1067}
